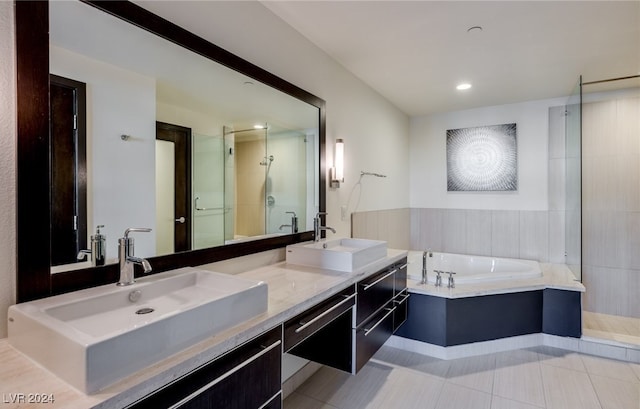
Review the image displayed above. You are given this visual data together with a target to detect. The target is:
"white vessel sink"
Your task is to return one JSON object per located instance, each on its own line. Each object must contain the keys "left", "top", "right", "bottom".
{"left": 286, "top": 238, "right": 387, "bottom": 272}
{"left": 7, "top": 267, "right": 268, "bottom": 394}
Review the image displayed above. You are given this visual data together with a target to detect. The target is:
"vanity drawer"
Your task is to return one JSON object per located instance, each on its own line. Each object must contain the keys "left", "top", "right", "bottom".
{"left": 284, "top": 285, "right": 356, "bottom": 352}
{"left": 394, "top": 258, "right": 408, "bottom": 296}
{"left": 393, "top": 289, "right": 410, "bottom": 332}
{"left": 356, "top": 267, "right": 396, "bottom": 325}
{"left": 355, "top": 301, "right": 395, "bottom": 373}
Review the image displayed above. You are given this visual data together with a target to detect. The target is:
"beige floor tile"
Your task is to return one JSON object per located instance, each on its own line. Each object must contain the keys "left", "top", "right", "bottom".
{"left": 374, "top": 367, "right": 443, "bottom": 409}
{"left": 493, "top": 350, "right": 545, "bottom": 407}
{"left": 490, "top": 396, "right": 544, "bottom": 409}
{"left": 434, "top": 382, "right": 491, "bottom": 409}
{"left": 532, "top": 345, "right": 587, "bottom": 372}
{"left": 630, "top": 362, "right": 640, "bottom": 381}
{"left": 296, "top": 366, "right": 353, "bottom": 403}
{"left": 590, "top": 374, "right": 640, "bottom": 409}
{"left": 494, "top": 348, "right": 540, "bottom": 366}
{"left": 445, "top": 353, "right": 496, "bottom": 393}
{"left": 284, "top": 391, "right": 339, "bottom": 409}
{"left": 582, "top": 354, "right": 639, "bottom": 382}
{"left": 372, "top": 346, "right": 451, "bottom": 379}
{"left": 541, "top": 364, "right": 602, "bottom": 409}
{"left": 298, "top": 361, "right": 394, "bottom": 409}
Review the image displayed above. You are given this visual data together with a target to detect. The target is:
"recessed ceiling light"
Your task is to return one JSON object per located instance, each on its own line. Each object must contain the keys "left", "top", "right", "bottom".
{"left": 456, "top": 83, "right": 472, "bottom": 90}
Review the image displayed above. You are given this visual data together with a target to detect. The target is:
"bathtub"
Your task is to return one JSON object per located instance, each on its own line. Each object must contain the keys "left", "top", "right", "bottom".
{"left": 407, "top": 251, "right": 542, "bottom": 285}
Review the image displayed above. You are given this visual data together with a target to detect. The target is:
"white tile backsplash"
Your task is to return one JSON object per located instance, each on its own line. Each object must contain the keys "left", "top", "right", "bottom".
{"left": 548, "top": 158, "right": 566, "bottom": 211}
{"left": 519, "top": 211, "right": 549, "bottom": 262}
{"left": 548, "top": 211, "right": 566, "bottom": 263}
{"left": 491, "top": 210, "right": 520, "bottom": 258}
{"left": 354, "top": 207, "right": 563, "bottom": 263}
{"left": 466, "top": 209, "right": 493, "bottom": 257}
{"left": 442, "top": 209, "right": 467, "bottom": 254}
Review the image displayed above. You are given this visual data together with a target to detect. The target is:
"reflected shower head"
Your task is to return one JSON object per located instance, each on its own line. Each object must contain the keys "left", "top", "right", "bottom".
{"left": 360, "top": 171, "right": 387, "bottom": 178}
{"left": 260, "top": 155, "right": 274, "bottom": 166}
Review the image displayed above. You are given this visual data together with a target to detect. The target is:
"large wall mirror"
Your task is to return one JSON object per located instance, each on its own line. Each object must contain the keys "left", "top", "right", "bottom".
{"left": 15, "top": 0, "right": 326, "bottom": 301}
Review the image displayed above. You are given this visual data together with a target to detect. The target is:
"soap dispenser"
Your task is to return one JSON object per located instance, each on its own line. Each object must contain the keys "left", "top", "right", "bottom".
{"left": 91, "top": 225, "right": 106, "bottom": 266}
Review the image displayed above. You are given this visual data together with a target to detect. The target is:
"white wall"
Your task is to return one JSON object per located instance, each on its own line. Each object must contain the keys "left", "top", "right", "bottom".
{"left": 0, "top": 1, "right": 16, "bottom": 338}
{"left": 134, "top": 1, "right": 410, "bottom": 238}
{"left": 51, "top": 46, "right": 157, "bottom": 260}
{"left": 410, "top": 97, "right": 566, "bottom": 211}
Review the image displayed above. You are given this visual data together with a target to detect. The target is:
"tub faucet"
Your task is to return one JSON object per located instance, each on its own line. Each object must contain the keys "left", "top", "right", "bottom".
{"left": 447, "top": 271, "right": 457, "bottom": 289}
{"left": 434, "top": 270, "right": 443, "bottom": 287}
{"left": 313, "top": 212, "right": 336, "bottom": 241}
{"left": 421, "top": 249, "right": 432, "bottom": 285}
{"left": 117, "top": 228, "right": 152, "bottom": 286}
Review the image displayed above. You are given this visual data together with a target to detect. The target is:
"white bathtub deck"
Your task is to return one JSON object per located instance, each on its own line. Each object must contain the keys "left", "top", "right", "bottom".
{"left": 407, "top": 262, "right": 584, "bottom": 299}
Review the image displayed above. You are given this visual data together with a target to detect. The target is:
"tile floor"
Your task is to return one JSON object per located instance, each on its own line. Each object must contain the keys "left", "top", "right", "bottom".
{"left": 583, "top": 311, "right": 640, "bottom": 346}
{"left": 284, "top": 345, "right": 640, "bottom": 409}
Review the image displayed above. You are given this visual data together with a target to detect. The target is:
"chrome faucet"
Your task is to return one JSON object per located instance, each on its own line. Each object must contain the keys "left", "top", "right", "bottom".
{"left": 313, "top": 212, "right": 336, "bottom": 242}
{"left": 279, "top": 211, "right": 299, "bottom": 234}
{"left": 421, "top": 249, "right": 432, "bottom": 284}
{"left": 434, "top": 270, "right": 443, "bottom": 287}
{"left": 117, "top": 228, "right": 152, "bottom": 286}
{"left": 447, "top": 271, "right": 456, "bottom": 288}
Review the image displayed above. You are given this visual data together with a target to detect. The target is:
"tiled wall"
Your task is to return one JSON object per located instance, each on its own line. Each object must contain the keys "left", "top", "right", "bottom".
{"left": 581, "top": 96, "right": 640, "bottom": 318}
{"left": 351, "top": 208, "right": 411, "bottom": 250}
{"left": 352, "top": 208, "right": 559, "bottom": 263}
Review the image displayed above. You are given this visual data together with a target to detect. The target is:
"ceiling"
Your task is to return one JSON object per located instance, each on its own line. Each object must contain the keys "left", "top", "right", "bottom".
{"left": 262, "top": 1, "right": 640, "bottom": 116}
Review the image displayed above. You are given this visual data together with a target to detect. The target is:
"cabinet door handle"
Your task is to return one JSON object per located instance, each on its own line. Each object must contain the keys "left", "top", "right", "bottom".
{"left": 398, "top": 263, "right": 408, "bottom": 269}
{"left": 363, "top": 307, "right": 396, "bottom": 337}
{"left": 295, "top": 292, "right": 356, "bottom": 333}
{"left": 362, "top": 269, "right": 396, "bottom": 291}
{"left": 393, "top": 293, "right": 410, "bottom": 304}
{"left": 167, "top": 339, "right": 282, "bottom": 409}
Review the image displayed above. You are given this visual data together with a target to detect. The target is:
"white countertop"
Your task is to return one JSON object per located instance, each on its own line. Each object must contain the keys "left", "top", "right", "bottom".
{"left": 0, "top": 249, "right": 407, "bottom": 409}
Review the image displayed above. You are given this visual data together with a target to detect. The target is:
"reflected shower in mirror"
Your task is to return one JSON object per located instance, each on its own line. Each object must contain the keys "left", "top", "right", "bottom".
{"left": 49, "top": 0, "right": 320, "bottom": 272}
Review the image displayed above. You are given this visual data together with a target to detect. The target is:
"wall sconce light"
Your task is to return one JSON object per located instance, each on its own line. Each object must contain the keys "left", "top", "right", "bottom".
{"left": 330, "top": 138, "right": 344, "bottom": 188}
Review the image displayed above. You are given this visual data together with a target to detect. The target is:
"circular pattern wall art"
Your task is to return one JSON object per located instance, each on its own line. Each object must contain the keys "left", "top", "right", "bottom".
{"left": 446, "top": 123, "right": 517, "bottom": 191}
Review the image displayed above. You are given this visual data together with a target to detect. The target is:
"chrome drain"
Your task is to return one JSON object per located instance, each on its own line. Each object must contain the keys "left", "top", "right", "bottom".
{"left": 135, "top": 307, "right": 155, "bottom": 315}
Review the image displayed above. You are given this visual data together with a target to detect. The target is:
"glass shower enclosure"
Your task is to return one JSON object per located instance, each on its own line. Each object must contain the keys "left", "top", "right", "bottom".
{"left": 192, "top": 124, "right": 311, "bottom": 248}
{"left": 565, "top": 78, "right": 582, "bottom": 280}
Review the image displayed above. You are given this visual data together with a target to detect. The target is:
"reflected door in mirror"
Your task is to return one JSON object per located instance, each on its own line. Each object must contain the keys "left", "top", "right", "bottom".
{"left": 155, "top": 122, "right": 192, "bottom": 254}
{"left": 50, "top": 75, "right": 87, "bottom": 266}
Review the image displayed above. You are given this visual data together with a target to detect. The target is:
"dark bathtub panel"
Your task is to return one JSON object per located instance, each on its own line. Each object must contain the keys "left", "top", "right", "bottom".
{"left": 543, "top": 289, "right": 582, "bottom": 338}
{"left": 395, "top": 292, "right": 447, "bottom": 346}
{"left": 446, "top": 291, "right": 543, "bottom": 346}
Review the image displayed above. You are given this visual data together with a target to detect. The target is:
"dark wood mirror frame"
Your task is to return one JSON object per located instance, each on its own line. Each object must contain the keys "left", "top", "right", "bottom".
{"left": 15, "top": 0, "right": 326, "bottom": 302}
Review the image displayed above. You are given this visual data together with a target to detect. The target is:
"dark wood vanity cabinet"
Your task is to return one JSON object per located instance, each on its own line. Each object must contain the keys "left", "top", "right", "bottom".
{"left": 284, "top": 285, "right": 356, "bottom": 373}
{"left": 354, "top": 258, "right": 408, "bottom": 372}
{"left": 355, "top": 300, "right": 396, "bottom": 372}
{"left": 356, "top": 266, "right": 396, "bottom": 324}
{"left": 127, "top": 326, "right": 282, "bottom": 409}
{"left": 393, "top": 260, "right": 409, "bottom": 331}
{"left": 286, "top": 257, "right": 409, "bottom": 375}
